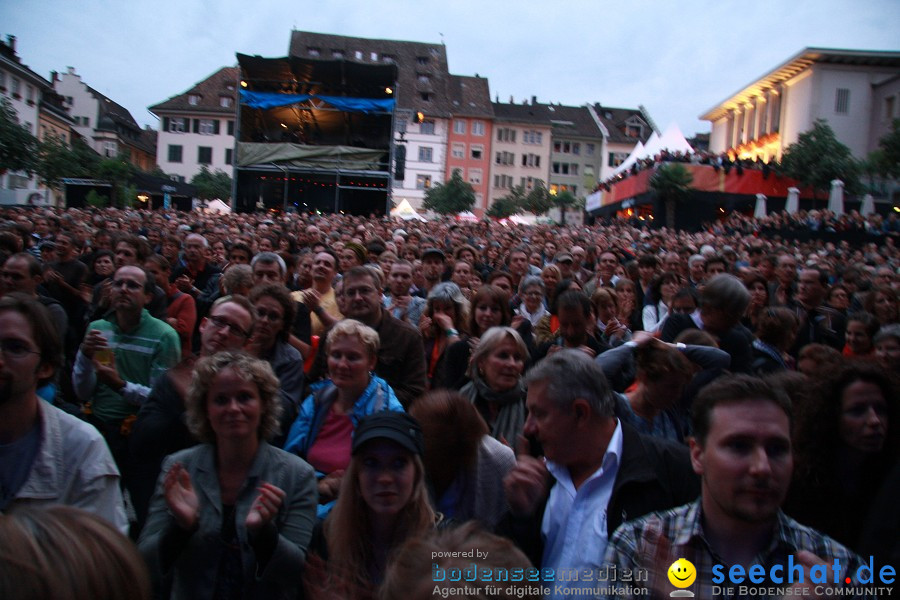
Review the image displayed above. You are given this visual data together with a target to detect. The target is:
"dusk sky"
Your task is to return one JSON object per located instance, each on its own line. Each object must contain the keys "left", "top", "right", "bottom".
{"left": 3, "top": 0, "right": 898, "bottom": 137}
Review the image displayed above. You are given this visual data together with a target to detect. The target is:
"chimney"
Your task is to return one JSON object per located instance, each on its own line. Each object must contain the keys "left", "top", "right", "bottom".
{"left": 532, "top": 95, "right": 537, "bottom": 105}
{"left": 67, "top": 66, "right": 76, "bottom": 75}
{"left": 6, "top": 35, "right": 15, "bottom": 52}
{"left": 50, "top": 70, "right": 58, "bottom": 83}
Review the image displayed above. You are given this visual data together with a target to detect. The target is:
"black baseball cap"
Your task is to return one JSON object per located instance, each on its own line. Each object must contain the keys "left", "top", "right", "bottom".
{"left": 352, "top": 412, "right": 424, "bottom": 456}
{"left": 422, "top": 247, "right": 446, "bottom": 260}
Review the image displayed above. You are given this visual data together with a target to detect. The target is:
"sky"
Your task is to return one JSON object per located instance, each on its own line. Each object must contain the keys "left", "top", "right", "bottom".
{"left": 3, "top": 0, "right": 898, "bottom": 137}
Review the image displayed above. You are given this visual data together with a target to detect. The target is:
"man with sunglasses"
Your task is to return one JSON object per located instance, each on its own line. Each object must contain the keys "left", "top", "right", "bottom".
{"left": 129, "top": 294, "right": 256, "bottom": 532}
{"left": 0, "top": 293, "right": 127, "bottom": 533}
{"left": 73, "top": 265, "right": 180, "bottom": 507}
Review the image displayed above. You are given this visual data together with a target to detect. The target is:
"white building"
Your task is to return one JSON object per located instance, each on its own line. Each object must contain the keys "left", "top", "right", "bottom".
{"left": 0, "top": 35, "right": 51, "bottom": 205}
{"left": 701, "top": 48, "right": 900, "bottom": 162}
{"left": 149, "top": 67, "right": 238, "bottom": 182}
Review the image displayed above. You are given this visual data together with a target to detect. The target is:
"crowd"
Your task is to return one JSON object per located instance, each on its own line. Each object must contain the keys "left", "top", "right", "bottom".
{"left": 0, "top": 203, "right": 898, "bottom": 600}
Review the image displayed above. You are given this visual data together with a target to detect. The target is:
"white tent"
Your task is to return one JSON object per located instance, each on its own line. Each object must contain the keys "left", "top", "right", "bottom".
{"left": 860, "top": 194, "right": 875, "bottom": 215}
{"left": 785, "top": 187, "right": 800, "bottom": 214}
{"left": 456, "top": 211, "right": 478, "bottom": 222}
{"left": 639, "top": 132, "right": 662, "bottom": 161}
{"left": 612, "top": 141, "right": 645, "bottom": 176}
{"left": 754, "top": 194, "right": 767, "bottom": 219}
{"left": 204, "top": 199, "right": 231, "bottom": 214}
{"left": 657, "top": 122, "right": 695, "bottom": 156}
{"left": 391, "top": 199, "right": 426, "bottom": 221}
{"left": 828, "top": 179, "right": 845, "bottom": 216}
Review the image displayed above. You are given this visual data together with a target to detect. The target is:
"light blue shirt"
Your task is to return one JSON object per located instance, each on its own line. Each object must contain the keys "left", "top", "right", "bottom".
{"left": 541, "top": 421, "right": 623, "bottom": 599}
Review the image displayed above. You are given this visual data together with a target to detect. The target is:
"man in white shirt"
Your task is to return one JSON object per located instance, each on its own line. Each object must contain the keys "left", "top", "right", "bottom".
{"left": 503, "top": 351, "right": 696, "bottom": 598}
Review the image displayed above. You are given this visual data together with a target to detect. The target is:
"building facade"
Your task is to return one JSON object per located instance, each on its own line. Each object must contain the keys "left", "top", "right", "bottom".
{"left": 700, "top": 48, "right": 900, "bottom": 162}
{"left": 0, "top": 35, "right": 52, "bottom": 204}
{"left": 149, "top": 66, "right": 239, "bottom": 182}
{"left": 53, "top": 67, "right": 156, "bottom": 170}
{"left": 445, "top": 75, "right": 493, "bottom": 215}
{"left": 488, "top": 99, "right": 553, "bottom": 207}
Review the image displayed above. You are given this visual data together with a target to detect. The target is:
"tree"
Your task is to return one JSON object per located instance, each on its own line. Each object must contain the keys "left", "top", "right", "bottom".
{"left": 97, "top": 154, "right": 137, "bottom": 208}
{"left": 191, "top": 165, "right": 233, "bottom": 201}
{"left": 422, "top": 169, "right": 475, "bottom": 215}
{"left": 780, "top": 119, "right": 861, "bottom": 199}
{"left": 486, "top": 194, "right": 521, "bottom": 219}
{"left": 649, "top": 163, "right": 693, "bottom": 229}
{"left": 36, "top": 136, "right": 100, "bottom": 190}
{"left": 0, "top": 97, "right": 38, "bottom": 175}
{"left": 872, "top": 118, "right": 900, "bottom": 179}
{"left": 553, "top": 190, "right": 580, "bottom": 225}
{"left": 520, "top": 180, "right": 553, "bottom": 215}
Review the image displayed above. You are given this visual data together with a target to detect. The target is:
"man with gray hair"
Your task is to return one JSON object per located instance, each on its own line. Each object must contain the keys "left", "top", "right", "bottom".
{"left": 502, "top": 351, "right": 697, "bottom": 598}
{"left": 661, "top": 273, "right": 753, "bottom": 372}
{"left": 172, "top": 233, "right": 220, "bottom": 298}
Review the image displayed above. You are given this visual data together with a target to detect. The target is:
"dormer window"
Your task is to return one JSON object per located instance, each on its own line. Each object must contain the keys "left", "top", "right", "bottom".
{"left": 382, "top": 54, "right": 396, "bottom": 64}
{"left": 354, "top": 50, "right": 363, "bottom": 60}
{"left": 188, "top": 94, "right": 201, "bottom": 105}
{"left": 308, "top": 47, "right": 321, "bottom": 57}
{"left": 416, "top": 56, "right": 429, "bottom": 66}
{"left": 332, "top": 49, "right": 344, "bottom": 59}
{"left": 220, "top": 96, "right": 233, "bottom": 108}
{"left": 225, "top": 83, "right": 235, "bottom": 91}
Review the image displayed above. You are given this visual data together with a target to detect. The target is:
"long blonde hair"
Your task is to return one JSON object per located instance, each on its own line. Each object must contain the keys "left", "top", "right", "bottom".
{"left": 323, "top": 450, "right": 435, "bottom": 589}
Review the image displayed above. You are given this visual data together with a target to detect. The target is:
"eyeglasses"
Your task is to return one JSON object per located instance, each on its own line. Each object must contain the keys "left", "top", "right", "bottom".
{"left": 255, "top": 308, "right": 284, "bottom": 322}
{"left": 0, "top": 338, "right": 41, "bottom": 359}
{"left": 112, "top": 279, "right": 144, "bottom": 290}
{"left": 207, "top": 315, "right": 250, "bottom": 338}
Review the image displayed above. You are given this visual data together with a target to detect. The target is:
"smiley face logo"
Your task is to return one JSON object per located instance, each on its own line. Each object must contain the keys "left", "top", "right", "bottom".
{"left": 667, "top": 558, "right": 696, "bottom": 589}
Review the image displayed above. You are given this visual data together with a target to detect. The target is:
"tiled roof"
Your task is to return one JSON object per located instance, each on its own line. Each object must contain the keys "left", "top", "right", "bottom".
{"left": 541, "top": 103, "right": 603, "bottom": 138}
{"left": 448, "top": 75, "right": 493, "bottom": 118}
{"left": 592, "top": 104, "right": 653, "bottom": 144}
{"left": 289, "top": 31, "right": 455, "bottom": 118}
{"left": 491, "top": 100, "right": 555, "bottom": 126}
{"left": 148, "top": 66, "right": 239, "bottom": 115}
{"left": 89, "top": 85, "right": 141, "bottom": 132}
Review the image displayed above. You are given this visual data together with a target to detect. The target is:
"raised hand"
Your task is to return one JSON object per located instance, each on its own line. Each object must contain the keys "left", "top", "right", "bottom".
{"left": 503, "top": 436, "right": 550, "bottom": 516}
{"left": 164, "top": 463, "right": 199, "bottom": 531}
{"left": 245, "top": 482, "right": 286, "bottom": 534}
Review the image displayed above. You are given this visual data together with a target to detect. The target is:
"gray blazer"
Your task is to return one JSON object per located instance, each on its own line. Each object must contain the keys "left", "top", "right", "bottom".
{"left": 139, "top": 442, "right": 317, "bottom": 600}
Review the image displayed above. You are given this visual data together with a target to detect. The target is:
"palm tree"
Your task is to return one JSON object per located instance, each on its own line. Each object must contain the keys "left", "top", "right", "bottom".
{"left": 649, "top": 163, "right": 693, "bottom": 229}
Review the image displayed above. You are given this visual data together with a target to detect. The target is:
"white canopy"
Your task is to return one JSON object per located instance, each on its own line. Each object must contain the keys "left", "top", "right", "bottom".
{"left": 611, "top": 123, "right": 694, "bottom": 177}
{"left": 612, "top": 141, "right": 645, "bottom": 177}
{"left": 828, "top": 179, "right": 845, "bottom": 216}
{"left": 391, "top": 199, "right": 426, "bottom": 221}
{"left": 860, "top": 194, "right": 875, "bottom": 216}
{"left": 754, "top": 194, "right": 767, "bottom": 219}
{"left": 456, "top": 211, "right": 478, "bottom": 222}
{"left": 785, "top": 187, "right": 800, "bottom": 214}
{"left": 204, "top": 199, "right": 231, "bottom": 214}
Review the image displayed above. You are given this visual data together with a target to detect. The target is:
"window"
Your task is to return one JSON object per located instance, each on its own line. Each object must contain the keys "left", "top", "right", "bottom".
{"left": 495, "top": 151, "right": 514, "bottom": 166}
{"left": 586, "top": 143, "right": 595, "bottom": 156}
{"left": 471, "top": 145, "right": 483, "bottom": 160}
{"left": 103, "top": 141, "right": 117, "bottom": 158}
{"left": 553, "top": 141, "right": 561, "bottom": 152}
{"left": 451, "top": 143, "right": 465, "bottom": 159}
{"left": 418, "top": 74, "right": 431, "bottom": 85}
{"left": 421, "top": 120, "right": 435, "bottom": 135}
{"left": 571, "top": 164, "right": 579, "bottom": 175}
{"left": 494, "top": 174, "right": 514, "bottom": 189}
{"left": 552, "top": 162, "right": 560, "bottom": 174}
{"left": 523, "top": 130, "right": 542, "bottom": 145}
{"left": 835, "top": 88, "right": 850, "bottom": 114}
{"left": 608, "top": 152, "right": 628, "bottom": 167}
{"left": 198, "top": 146, "right": 212, "bottom": 164}
{"left": 199, "top": 119, "right": 216, "bottom": 135}
{"left": 886, "top": 96, "right": 896, "bottom": 120}
{"left": 308, "top": 47, "right": 320, "bottom": 57}
{"left": 220, "top": 96, "right": 233, "bottom": 108}
{"left": 26, "top": 85, "right": 34, "bottom": 103}
{"left": 188, "top": 94, "right": 200, "bottom": 105}
{"left": 416, "top": 56, "right": 429, "bottom": 65}
{"left": 521, "top": 153, "right": 540, "bottom": 168}
{"left": 0, "top": 71, "right": 5, "bottom": 90}
{"left": 416, "top": 174, "right": 432, "bottom": 189}
{"left": 468, "top": 169, "right": 482, "bottom": 185}
{"left": 227, "top": 120, "right": 234, "bottom": 135}
{"left": 82, "top": 116, "right": 90, "bottom": 128}
{"left": 168, "top": 145, "right": 183, "bottom": 163}
{"left": 496, "top": 128, "right": 516, "bottom": 143}
{"left": 420, "top": 92, "right": 432, "bottom": 102}
{"left": 11, "top": 77, "right": 21, "bottom": 97}
{"left": 472, "top": 121, "right": 485, "bottom": 136}
{"left": 418, "top": 146, "right": 433, "bottom": 162}
{"left": 370, "top": 52, "right": 378, "bottom": 61}
{"left": 354, "top": 50, "right": 363, "bottom": 60}
{"left": 225, "top": 148, "right": 233, "bottom": 165}
{"left": 382, "top": 54, "right": 396, "bottom": 64}
{"left": 168, "top": 118, "right": 187, "bottom": 133}
{"left": 572, "top": 143, "right": 580, "bottom": 155}
{"left": 454, "top": 120, "right": 466, "bottom": 135}
{"left": 332, "top": 50, "right": 344, "bottom": 59}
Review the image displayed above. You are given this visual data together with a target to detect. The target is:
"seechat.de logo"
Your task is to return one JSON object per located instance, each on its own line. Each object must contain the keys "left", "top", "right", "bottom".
{"left": 667, "top": 558, "right": 696, "bottom": 597}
